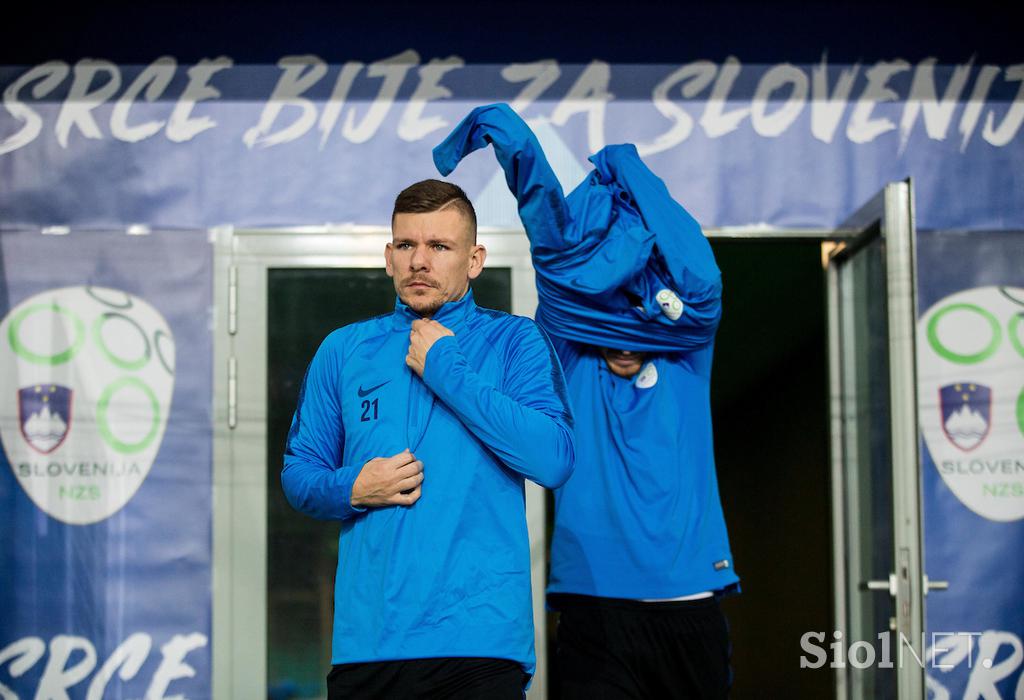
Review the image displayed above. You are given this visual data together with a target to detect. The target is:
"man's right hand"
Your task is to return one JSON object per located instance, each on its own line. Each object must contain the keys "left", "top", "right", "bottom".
{"left": 351, "top": 449, "right": 423, "bottom": 508}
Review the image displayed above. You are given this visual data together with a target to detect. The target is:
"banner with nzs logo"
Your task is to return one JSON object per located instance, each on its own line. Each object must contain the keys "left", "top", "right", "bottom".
{"left": 916, "top": 231, "right": 1024, "bottom": 699}
{"left": 0, "top": 231, "right": 212, "bottom": 699}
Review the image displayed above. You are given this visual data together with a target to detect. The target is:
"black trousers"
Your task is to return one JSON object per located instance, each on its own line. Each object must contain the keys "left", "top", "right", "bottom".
{"left": 553, "top": 594, "right": 732, "bottom": 700}
{"left": 327, "top": 657, "right": 527, "bottom": 699}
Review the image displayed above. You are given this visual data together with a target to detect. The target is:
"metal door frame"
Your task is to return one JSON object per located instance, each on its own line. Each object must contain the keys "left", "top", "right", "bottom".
{"left": 826, "top": 180, "right": 926, "bottom": 700}
{"left": 212, "top": 222, "right": 872, "bottom": 699}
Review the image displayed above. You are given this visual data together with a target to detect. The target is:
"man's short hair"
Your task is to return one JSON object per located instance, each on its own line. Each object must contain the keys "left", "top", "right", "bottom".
{"left": 392, "top": 179, "right": 477, "bottom": 242}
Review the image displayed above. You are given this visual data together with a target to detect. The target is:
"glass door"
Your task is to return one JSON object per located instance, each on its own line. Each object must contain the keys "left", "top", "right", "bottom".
{"left": 827, "top": 181, "right": 926, "bottom": 700}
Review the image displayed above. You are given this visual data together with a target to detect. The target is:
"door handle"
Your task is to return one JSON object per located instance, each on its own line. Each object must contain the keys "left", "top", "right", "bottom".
{"left": 924, "top": 575, "right": 949, "bottom": 595}
{"left": 862, "top": 573, "right": 897, "bottom": 597}
{"left": 863, "top": 574, "right": 948, "bottom": 597}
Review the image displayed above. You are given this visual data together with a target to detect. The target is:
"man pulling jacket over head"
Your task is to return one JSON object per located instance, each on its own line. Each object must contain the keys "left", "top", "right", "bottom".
{"left": 435, "top": 105, "right": 740, "bottom": 699}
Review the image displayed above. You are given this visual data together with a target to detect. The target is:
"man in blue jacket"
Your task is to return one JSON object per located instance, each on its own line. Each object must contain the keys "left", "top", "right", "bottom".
{"left": 281, "top": 179, "right": 576, "bottom": 699}
{"left": 435, "top": 105, "right": 739, "bottom": 699}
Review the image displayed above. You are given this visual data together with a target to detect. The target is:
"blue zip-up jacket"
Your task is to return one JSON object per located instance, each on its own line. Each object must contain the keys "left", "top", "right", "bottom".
{"left": 434, "top": 105, "right": 739, "bottom": 599}
{"left": 433, "top": 103, "right": 721, "bottom": 354}
{"left": 281, "top": 290, "right": 575, "bottom": 677}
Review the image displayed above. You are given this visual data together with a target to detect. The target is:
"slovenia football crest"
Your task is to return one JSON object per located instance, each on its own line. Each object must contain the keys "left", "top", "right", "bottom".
{"left": 0, "top": 286, "right": 175, "bottom": 525}
{"left": 939, "top": 383, "right": 992, "bottom": 451}
{"left": 18, "top": 384, "right": 73, "bottom": 454}
{"left": 918, "top": 286, "right": 1024, "bottom": 522}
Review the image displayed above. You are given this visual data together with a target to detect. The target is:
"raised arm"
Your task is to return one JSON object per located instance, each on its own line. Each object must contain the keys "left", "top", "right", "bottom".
{"left": 433, "top": 103, "right": 573, "bottom": 252}
{"left": 435, "top": 104, "right": 723, "bottom": 355}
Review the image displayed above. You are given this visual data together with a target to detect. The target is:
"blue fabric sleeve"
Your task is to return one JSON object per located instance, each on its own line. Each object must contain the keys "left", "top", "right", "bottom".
{"left": 434, "top": 103, "right": 573, "bottom": 252}
{"left": 590, "top": 145, "right": 722, "bottom": 343}
{"left": 420, "top": 323, "right": 576, "bottom": 489}
{"left": 434, "top": 103, "right": 722, "bottom": 354}
{"left": 281, "top": 333, "right": 367, "bottom": 520}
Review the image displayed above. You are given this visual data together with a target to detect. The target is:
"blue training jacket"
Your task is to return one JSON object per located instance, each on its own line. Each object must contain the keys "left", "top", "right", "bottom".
{"left": 281, "top": 290, "right": 575, "bottom": 677}
{"left": 433, "top": 103, "right": 722, "bottom": 354}
{"left": 544, "top": 337, "right": 739, "bottom": 598}
{"left": 434, "top": 105, "right": 739, "bottom": 599}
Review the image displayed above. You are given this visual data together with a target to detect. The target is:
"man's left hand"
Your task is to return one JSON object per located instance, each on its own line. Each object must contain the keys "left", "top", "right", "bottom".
{"left": 407, "top": 319, "right": 454, "bottom": 377}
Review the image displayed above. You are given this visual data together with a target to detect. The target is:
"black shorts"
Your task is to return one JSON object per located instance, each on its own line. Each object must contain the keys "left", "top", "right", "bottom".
{"left": 552, "top": 593, "right": 732, "bottom": 699}
{"left": 327, "top": 656, "right": 527, "bottom": 699}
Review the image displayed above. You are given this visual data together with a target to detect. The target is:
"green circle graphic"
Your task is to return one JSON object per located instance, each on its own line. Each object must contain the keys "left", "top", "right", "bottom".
{"left": 1018, "top": 387, "right": 1024, "bottom": 438}
{"left": 93, "top": 312, "right": 151, "bottom": 370}
{"left": 8, "top": 302, "right": 86, "bottom": 365}
{"left": 97, "top": 377, "right": 160, "bottom": 454}
{"left": 926, "top": 303, "right": 1001, "bottom": 365}
{"left": 1009, "top": 313, "right": 1024, "bottom": 360}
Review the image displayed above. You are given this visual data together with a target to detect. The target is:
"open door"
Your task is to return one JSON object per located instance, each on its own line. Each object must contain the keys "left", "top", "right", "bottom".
{"left": 827, "top": 180, "right": 941, "bottom": 699}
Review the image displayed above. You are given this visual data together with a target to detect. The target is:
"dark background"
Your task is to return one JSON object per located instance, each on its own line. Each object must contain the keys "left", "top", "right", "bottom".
{"left": 711, "top": 240, "right": 832, "bottom": 697}
{"left": 3, "top": 1, "right": 1016, "bottom": 66}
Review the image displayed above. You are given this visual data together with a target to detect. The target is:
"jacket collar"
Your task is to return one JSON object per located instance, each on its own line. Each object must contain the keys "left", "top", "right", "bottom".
{"left": 392, "top": 288, "right": 476, "bottom": 331}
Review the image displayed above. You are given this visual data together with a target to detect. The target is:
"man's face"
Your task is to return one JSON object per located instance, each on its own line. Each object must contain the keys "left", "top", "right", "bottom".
{"left": 600, "top": 348, "right": 647, "bottom": 378}
{"left": 386, "top": 207, "right": 486, "bottom": 317}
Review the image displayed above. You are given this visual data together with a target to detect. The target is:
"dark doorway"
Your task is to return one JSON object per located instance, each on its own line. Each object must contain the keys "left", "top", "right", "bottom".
{"left": 259, "top": 243, "right": 833, "bottom": 699}
{"left": 711, "top": 239, "right": 833, "bottom": 698}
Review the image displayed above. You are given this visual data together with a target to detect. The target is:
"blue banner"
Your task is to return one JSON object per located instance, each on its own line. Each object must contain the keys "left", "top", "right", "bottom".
{"left": 0, "top": 230, "right": 212, "bottom": 699}
{"left": 1, "top": 56, "right": 1022, "bottom": 231}
{"left": 917, "top": 230, "right": 1024, "bottom": 698}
